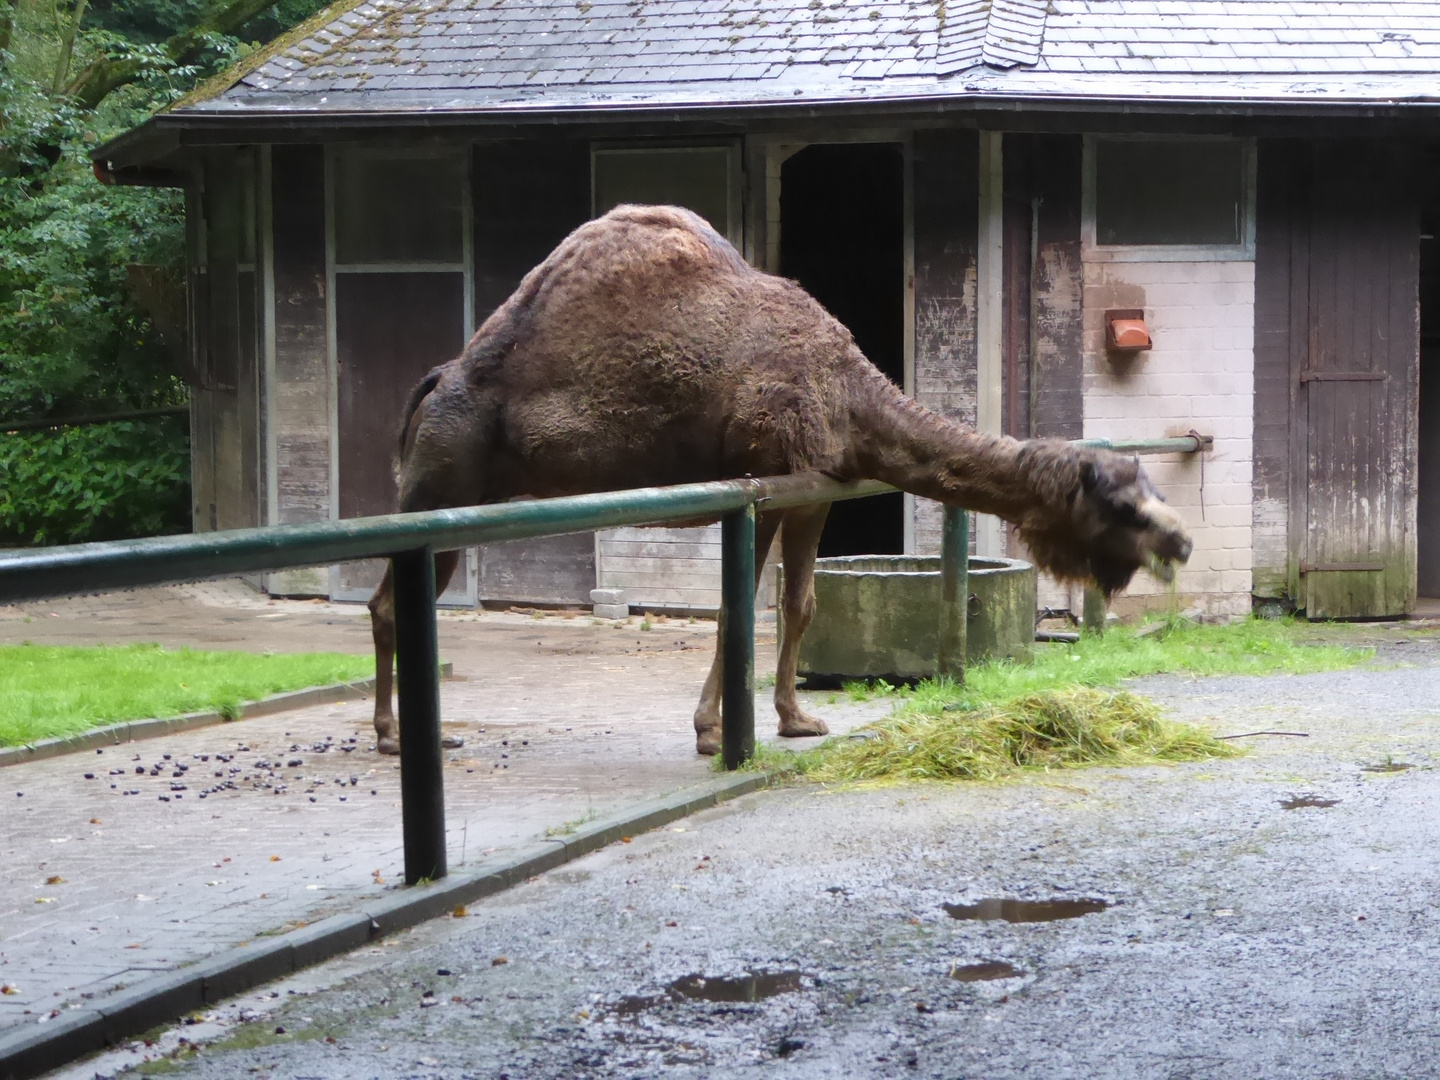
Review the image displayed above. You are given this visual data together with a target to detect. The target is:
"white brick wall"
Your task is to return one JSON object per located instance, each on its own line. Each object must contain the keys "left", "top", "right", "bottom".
{"left": 1079, "top": 259, "right": 1256, "bottom": 618}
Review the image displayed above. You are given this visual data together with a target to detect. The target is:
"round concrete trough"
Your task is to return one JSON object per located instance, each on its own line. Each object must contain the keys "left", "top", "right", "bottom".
{"left": 792, "top": 555, "right": 1037, "bottom": 683}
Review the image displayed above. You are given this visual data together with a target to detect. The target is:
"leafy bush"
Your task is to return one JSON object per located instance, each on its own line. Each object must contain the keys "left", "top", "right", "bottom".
{"left": 0, "top": 414, "right": 189, "bottom": 543}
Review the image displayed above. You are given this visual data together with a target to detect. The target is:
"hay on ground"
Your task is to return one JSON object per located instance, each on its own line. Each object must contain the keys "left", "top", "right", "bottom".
{"left": 800, "top": 687, "right": 1237, "bottom": 784}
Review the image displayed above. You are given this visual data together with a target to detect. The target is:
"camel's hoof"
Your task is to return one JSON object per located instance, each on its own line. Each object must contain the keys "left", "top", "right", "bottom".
{"left": 695, "top": 729, "right": 722, "bottom": 756}
{"left": 377, "top": 734, "right": 401, "bottom": 756}
{"left": 778, "top": 713, "right": 829, "bottom": 739}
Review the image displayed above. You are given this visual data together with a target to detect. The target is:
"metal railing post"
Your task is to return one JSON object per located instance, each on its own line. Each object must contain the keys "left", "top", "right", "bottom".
{"left": 1082, "top": 585, "right": 1106, "bottom": 636}
{"left": 720, "top": 504, "right": 756, "bottom": 770}
{"left": 392, "top": 546, "right": 447, "bottom": 885}
{"left": 938, "top": 505, "right": 969, "bottom": 681}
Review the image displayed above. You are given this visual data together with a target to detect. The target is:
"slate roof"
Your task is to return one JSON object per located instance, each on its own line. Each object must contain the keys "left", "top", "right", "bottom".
{"left": 182, "top": 0, "right": 1440, "bottom": 116}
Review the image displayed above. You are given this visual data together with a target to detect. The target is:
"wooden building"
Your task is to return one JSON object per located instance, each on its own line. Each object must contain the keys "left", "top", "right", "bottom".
{"left": 96, "top": 0, "right": 1440, "bottom": 619}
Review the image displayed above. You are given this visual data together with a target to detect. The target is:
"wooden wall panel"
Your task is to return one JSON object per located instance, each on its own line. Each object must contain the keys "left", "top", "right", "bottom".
{"left": 473, "top": 140, "right": 596, "bottom": 605}
{"left": 270, "top": 145, "right": 330, "bottom": 529}
{"left": 1002, "top": 133, "right": 1084, "bottom": 442}
{"left": 911, "top": 128, "right": 979, "bottom": 554}
{"left": 1252, "top": 140, "right": 1301, "bottom": 602}
{"left": 1290, "top": 141, "right": 1420, "bottom": 618}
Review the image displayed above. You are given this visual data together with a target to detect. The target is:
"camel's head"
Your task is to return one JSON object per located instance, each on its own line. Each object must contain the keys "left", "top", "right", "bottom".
{"left": 1020, "top": 447, "right": 1192, "bottom": 598}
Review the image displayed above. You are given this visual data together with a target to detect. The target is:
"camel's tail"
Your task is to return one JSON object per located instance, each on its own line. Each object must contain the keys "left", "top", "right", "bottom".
{"left": 396, "top": 366, "right": 445, "bottom": 465}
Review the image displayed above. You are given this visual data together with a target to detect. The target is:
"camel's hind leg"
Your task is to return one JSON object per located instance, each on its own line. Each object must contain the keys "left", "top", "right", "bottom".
{"left": 368, "top": 549, "right": 462, "bottom": 755}
{"left": 773, "top": 503, "right": 831, "bottom": 738}
{"left": 692, "top": 509, "right": 783, "bottom": 756}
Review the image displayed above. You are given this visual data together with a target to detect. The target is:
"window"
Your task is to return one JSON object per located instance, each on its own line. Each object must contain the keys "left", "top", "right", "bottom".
{"left": 1084, "top": 136, "right": 1254, "bottom": 260}
{"left": 332, "top": 149, "right": 465, "bottom": 266}
{"left": 591, "top": 146, "right": 738, "bottom": 243}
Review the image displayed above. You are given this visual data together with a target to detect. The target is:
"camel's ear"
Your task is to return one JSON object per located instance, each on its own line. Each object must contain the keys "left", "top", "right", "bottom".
{"left": 1079, "top": 459, "right": 1100, "bottom": 495}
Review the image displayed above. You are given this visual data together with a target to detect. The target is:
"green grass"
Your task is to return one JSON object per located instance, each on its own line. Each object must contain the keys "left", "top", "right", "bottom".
{"left": 0, "top": 643, "right": 374, "bottom": 747}
{"left": 741, "top": 616, "right": 1372, "bottom": 785}
{"left": 849, "top": 615, "right": 1372, "bottom": 714}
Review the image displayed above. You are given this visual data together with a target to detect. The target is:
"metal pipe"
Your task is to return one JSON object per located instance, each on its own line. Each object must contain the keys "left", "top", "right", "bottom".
{"left": 0, "top": 437, "right": 1209, "bottom": 605}
{"left": 937, "top": 506, "right": 969, "bottom": 680}
{"left": 0, "top": 405, "right": 190, "bottom": 432}
{"left": 1073, "top": 434, "right": 1213, "bottom": 455}
{"left": 0, "top": 474, "right": 885, "bottom": 604}
{"left": 720, "top": 505, "right": 756, "bottom": 770}
{"left": 392, "top": 547, "right": 446, "bottom": 884}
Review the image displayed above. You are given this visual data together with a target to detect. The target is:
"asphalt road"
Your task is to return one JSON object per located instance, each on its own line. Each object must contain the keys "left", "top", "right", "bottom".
{"left": 57, "top": 649, "right": 1440, "bottom": 1080}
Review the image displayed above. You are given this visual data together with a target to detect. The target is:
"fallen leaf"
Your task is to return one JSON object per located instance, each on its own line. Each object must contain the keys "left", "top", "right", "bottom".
{"left": 34, "top": 897, "right": 54, "bottom": 904}
{"left": 269, "top": 855, "right": 281, "bottom": 862}
{"left": 451, "top": 905, "right": 467, "bottom": 918}
{"left": 0, "top": 984, "right": 18, "bottom": 995}
{"left": 621, "top": 837, "right": 632, "bottom": 843}
{"left": 89, "top": 818, "right": 101, "bottom": 825}
{"left": 491, "top": 956, "right": 508, "bottom": 967}
{"left": 44, "top": 876, "right": 63, "bottom": 885}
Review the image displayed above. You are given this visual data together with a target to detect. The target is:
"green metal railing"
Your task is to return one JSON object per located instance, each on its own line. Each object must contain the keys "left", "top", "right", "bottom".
{"left": 0, "top": 435, "right": 1207, "bottom": 885}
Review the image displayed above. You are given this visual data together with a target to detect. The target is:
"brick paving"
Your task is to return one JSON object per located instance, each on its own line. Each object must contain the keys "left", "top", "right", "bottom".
{"left": 0, "top": 583, "right": 886, "bottom": 1036}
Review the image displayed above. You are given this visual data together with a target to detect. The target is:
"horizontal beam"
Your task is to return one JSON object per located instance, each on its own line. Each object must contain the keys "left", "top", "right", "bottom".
{"left": 1074, "top": 434, "right": 1213, "bottom": 455}
{"left": 0, "top": 473, "right": 888, "bottom": 604}
{"left": 1, "top": 405, "right": 190, "bottom": 433}
{"left": 0, "top": 435, "right": 1209, "bottom": 605}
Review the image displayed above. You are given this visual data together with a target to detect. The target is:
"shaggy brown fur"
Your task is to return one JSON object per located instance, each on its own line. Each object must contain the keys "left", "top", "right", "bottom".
{"left": 368, "top": 205, "right": 1192, "bottom": 756}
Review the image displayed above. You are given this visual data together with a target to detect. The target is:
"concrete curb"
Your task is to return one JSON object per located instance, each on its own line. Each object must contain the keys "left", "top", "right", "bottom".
{"left": 0, "top": 665, "right": 453, "bottom": 769}
{"left": 0, "top": 769, "right": 770, "bottom": 1080}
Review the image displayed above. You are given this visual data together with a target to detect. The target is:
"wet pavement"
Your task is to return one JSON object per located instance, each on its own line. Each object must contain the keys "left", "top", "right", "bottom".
{"left": 45, "top": 641, "right": 1440, "bottom": 1079}
{"left": 0, "top": 582, "right": 888, "bottom": 1044}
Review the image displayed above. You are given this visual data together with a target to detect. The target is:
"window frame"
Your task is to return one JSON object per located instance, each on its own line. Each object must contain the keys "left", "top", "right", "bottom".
{"left": 1082, "top": 134, "right": 1257, "bottom": 262}
{"left": 590, "top": 141, "right": 743, "bottom": 248}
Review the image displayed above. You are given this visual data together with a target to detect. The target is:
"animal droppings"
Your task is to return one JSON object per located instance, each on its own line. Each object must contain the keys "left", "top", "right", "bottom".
{"left": 942, "top": 898, "right": 1109, "bottom": 923}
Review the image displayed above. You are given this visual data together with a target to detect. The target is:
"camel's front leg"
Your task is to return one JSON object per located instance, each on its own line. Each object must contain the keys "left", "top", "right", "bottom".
{"left": 774, "top": 503, "right": 831, "bottom": 738}
{"left": 368, "top": 549, "right": 461, "bottom": 755}
{"left": 693, "top": 510, "right": 782, "bottom": 756}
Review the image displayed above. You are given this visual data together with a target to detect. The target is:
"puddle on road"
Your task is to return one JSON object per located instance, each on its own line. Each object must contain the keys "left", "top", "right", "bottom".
{"left": 942, "top": 898, "right": 1108, "bottom": 923}
{"left": 1280, "top": 794, "right": 1341, "bottom": 809}
{"left": 1360, "top": 761, "right": 1414, "bottom": 773}
{"left": 669, "top": 971, "right": 805, "bottom": 1003}
{"left": 949, "top": 960, "right": 1024, "bottom": 982}
{"left": 612, "top": 971, "right": 809, "bottom": 1015}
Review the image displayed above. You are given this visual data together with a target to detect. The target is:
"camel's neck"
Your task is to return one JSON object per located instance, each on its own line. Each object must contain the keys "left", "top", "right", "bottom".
{"left": 846, "top": 370, "right": 1075, "bottom": 525}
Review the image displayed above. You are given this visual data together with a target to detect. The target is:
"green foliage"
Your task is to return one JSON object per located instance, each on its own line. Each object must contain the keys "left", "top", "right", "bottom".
{"left": 0, "top": 415, "right": 189, "bottom": 542}
{"left": 0, "top": 0, "right": 323, "bottom": 543}
{"left": 0, "top": 642, "right": 374, "bottom": 746}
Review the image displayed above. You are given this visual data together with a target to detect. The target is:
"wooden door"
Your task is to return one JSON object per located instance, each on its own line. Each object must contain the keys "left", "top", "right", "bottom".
{"left": 334, "top": 272, "right": 471, "bottom": 603}
{"left": 1294, "top": 143, "right": 1419, "bottom": 618}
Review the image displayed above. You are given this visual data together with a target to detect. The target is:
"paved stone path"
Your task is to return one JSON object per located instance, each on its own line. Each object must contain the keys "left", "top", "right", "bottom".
{"left": 0, "top": 583, "right": 887, "bottom": 1037}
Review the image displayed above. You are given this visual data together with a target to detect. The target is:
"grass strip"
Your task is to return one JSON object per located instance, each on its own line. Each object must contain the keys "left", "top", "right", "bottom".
{"left": 0, "top": 643, "right": 374, "bottom": 747}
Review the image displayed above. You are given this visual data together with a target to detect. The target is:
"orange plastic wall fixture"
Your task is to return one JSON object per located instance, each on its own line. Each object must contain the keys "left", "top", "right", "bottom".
{"left": 1105, "top": 309, "right": 1152, "bottom": 352}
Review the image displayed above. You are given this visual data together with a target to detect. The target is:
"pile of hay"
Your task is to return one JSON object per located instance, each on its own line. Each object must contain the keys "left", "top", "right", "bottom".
{"left": 797, "top": 687, "right": 1237, "bottom": 784}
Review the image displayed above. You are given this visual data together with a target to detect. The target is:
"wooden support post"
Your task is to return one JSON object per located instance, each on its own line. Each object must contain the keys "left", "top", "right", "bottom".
{"left": 720, "top": 505, "right": 756, "bottom": 770}
{"left": 392, "top": 546, "right": 447, "bottom": 885}
{"left": 938, "top": 506, "right": 969, "bottom": 681}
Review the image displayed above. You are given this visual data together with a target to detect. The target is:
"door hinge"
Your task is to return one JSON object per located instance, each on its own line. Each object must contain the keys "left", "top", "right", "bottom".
{"left": 1299, "top": 371, "right": 1387, "bottom": 383}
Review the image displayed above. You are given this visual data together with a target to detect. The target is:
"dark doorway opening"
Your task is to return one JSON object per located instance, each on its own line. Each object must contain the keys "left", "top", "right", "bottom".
{"left": 780, "top": 142, "right": 906, "bottom": 557}
{"left": 1419, "top": 147, "right": 1440, "bottom": 602}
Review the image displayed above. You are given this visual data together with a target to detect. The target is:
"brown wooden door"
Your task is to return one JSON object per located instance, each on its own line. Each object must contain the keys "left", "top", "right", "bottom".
{"left": 335, "top": 271, "right": 469, "bottom": 601}
{"left": 1294, "top": 143, "right": 1419, "bottom": 618}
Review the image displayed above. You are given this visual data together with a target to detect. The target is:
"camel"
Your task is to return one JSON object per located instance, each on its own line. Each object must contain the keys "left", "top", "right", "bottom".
{"left": 367, "top": 204, "right": 1192, "bottom": 756}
